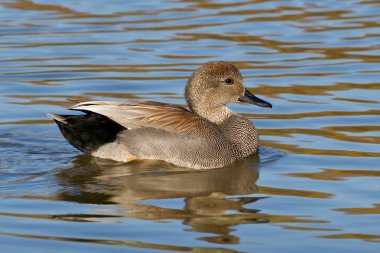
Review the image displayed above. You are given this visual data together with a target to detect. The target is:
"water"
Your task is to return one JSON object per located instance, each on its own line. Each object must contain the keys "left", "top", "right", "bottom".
{"left": 1, "top": 0, "right": 379, "bottom": 252}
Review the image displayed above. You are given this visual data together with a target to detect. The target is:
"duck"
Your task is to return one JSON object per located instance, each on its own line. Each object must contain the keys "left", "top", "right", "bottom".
{"left": 48, "top": 61, "right": 272, "bottom": 169}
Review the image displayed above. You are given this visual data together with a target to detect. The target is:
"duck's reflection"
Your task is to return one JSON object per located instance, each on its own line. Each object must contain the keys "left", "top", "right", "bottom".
{"left": 55, "top": 156, "right": 264, "bottom": 244}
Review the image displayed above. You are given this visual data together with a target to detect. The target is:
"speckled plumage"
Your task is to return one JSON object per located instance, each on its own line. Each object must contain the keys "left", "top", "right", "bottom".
{"left": 48, "top": 61, "right": 272, "bottom": 169}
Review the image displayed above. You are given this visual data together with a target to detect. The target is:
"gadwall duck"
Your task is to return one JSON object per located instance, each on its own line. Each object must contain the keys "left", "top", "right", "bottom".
{"left": 48, "top": 61, "right": 272, "bottom": 169}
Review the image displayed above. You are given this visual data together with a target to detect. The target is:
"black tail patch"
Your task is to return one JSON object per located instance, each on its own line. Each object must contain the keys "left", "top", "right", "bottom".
{"left": 49, "top": 113, "right": 124, "bottom": 153}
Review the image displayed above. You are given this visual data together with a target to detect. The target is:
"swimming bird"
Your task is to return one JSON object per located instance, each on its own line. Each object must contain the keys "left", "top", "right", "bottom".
{"left": 48, "top": 61, "right": 272, "bottom": 169}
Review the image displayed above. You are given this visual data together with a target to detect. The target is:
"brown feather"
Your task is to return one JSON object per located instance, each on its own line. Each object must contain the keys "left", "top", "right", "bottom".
{"left": 71, "top": 101, "right": 206, "bottom": 134}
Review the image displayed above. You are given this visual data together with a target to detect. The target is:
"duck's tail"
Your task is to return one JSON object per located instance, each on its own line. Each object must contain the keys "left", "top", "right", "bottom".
{"left": 47, "top": 113, "right": 124, "bottom": 153}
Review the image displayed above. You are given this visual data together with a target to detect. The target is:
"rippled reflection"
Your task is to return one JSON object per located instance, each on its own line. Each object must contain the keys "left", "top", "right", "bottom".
{"left": 56, "top": 156, "right": 260, "bottom": 203}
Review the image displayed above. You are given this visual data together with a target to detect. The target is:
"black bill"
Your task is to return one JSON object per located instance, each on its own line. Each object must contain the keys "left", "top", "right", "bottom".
{"left": 238, "top": 89, "right": 272, "bottom": 108}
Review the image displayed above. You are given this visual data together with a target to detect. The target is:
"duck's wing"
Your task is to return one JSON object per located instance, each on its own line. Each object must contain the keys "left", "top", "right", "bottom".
{"left": 70, "top": 101, "right": 205, "bottom": 133}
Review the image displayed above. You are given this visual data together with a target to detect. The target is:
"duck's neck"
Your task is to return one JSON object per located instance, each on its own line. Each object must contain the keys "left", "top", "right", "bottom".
{"left": 191, "top": 105, "right": 233, "bottom": 124}
{"left": 190, "top": 103, "right": 259, "bottom": 156}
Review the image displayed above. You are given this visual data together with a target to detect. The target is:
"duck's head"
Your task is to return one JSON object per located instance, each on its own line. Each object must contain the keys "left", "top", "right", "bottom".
{"left": 185, "top": 61, "right": 271, "bottom": 122}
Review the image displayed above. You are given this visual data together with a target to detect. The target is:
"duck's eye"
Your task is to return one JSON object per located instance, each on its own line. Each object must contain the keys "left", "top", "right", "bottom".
{"left": 225, "top": 78, "right": 233, "bottom": 85}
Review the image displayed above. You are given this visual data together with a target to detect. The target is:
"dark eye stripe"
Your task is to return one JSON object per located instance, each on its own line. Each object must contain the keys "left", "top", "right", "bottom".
{"left": 225, "top": 78, "right": 233, "bottom": 84}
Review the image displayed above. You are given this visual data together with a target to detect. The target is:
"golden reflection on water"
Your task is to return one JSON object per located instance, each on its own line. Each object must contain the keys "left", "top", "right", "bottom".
{"left": 2, "top": 232, "right": 223, "bottom": 253}
{"left": 287, "top": 169, "right": 380, "bottom": 181}
{"left": 318, "top": 233, "right": 380, "bottom": 243}
{"left": 335, "top": 204, "right": 380, "bottom": 215}
{"left": 262, "top": 140, "right": 380, "bottom": 157}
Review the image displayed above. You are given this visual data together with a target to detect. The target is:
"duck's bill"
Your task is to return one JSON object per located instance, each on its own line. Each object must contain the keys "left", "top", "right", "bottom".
{"left": 238, "top": 89, "right": 272, "bottom": 108}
